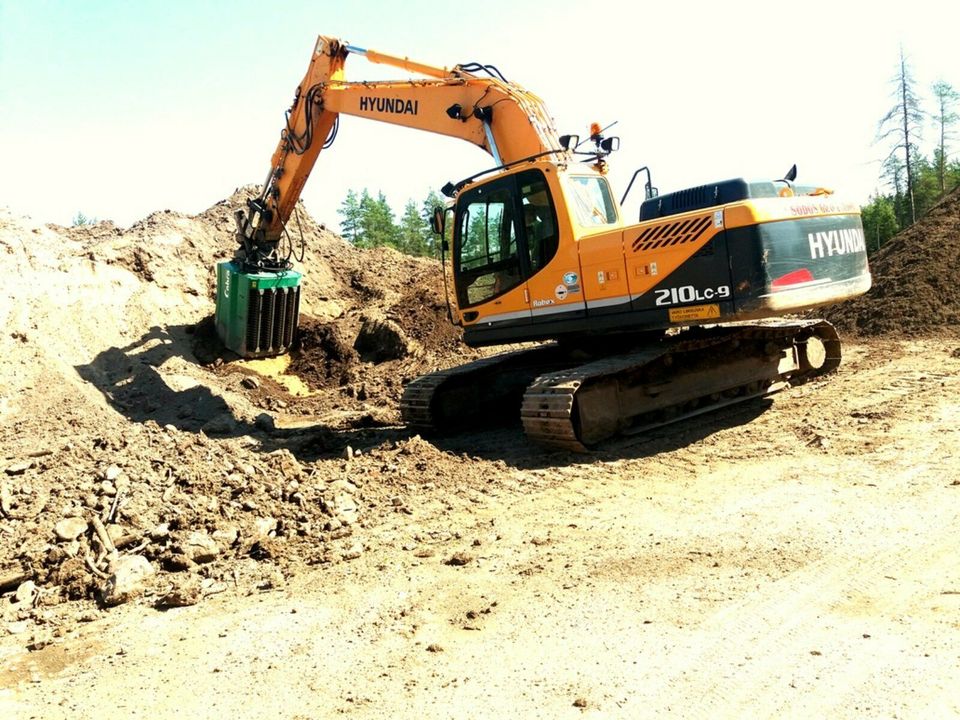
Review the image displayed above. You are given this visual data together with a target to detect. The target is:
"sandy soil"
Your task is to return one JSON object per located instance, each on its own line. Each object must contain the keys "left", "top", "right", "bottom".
{"left": 1, "top": 193, "right": 959, "bottom": 718}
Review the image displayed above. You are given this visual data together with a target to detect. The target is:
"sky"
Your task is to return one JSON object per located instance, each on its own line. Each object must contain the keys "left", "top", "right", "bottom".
{"left": 1, "top": 0, "right": 959, "bottom": 230}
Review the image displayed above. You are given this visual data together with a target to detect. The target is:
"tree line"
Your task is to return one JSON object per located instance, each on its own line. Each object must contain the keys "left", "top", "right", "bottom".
{"left": 337, "top": 188, "right": 445, "bottom": 257}
{"left": 862, "top": 48, "right": 959, "bottom": 251}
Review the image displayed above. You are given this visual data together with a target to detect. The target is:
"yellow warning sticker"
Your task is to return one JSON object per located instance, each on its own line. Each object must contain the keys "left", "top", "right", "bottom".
{"left": 669, "top": 304, "right": 721, "bottom": 323}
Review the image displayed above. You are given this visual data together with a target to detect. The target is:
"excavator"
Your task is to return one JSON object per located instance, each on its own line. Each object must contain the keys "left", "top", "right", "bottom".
{"left": 219, "top": 35, "right": 871, "bottom": 451}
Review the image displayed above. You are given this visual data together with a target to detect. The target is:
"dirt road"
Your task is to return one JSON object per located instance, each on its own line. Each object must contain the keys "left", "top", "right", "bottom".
{"left": 4, "top": 337, "right": 958, "bottom": 719}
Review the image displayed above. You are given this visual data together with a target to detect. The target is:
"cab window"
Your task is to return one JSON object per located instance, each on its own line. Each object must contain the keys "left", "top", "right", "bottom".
{"left": 518, "top": 170, "right": 559, "bottom": 272}
{"left": 567, "top": 175, "right": 617, "bottom": 226}
{"left": 455, "top": 182, "right": 521, "bottom": 307}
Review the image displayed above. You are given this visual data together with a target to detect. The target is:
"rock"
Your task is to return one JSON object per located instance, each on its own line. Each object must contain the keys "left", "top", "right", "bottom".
{"left": 342, "top": 542, "right": 363, "bottom": 561}
{"left": 7, "top": 621, "right": 30, "bottom": 635}
{"left": 100, "top": 480, "right": 117, "bottom": 497}
{"left": 241, "top": 376, "right": 260, "bottom": 390}
{"left": 202, "top": 413, "right": 238, "bottom": 436}
{"left": 5, "top": 461, "right": 32, "bottom": 476}
{"left": 445, "top": 552, "right": 474, "bottom": 566}
{"left": 104, "top": 465, "right": 122, "bottom": 481}
{"left": 106, "top": 524, "right": 128, "bottom": 544}
{"left": 254, "top": 413, "right": 275, "bottom": 432}
{"left": 149, "top": 522, "right": 171, "bottom": 541}
{"left": 101, "top": 556, "right": 155, "bottom": 606}
{"left": 15, "top": 581, "right": 38, "bottom": 606}
{"left": 573, "top": 698, "right": 588, "bottom": 708}
{"left": 180, "top": 532, "right": 220, "bottom": 564}
{"left": 353, "top": 315, "right": 413, "bottom": 362}
{"left": 156, "top": 575, "right": 202, "bottom": 608}
{"left": 253, "top": 517, "right": 278, "bottom": 538}
{"left": 53, "top": 517, "right": 88, "bottom": 542}
{"left": 212, "top": 526, "right": 239, "bottom": 547}
{"left": 333, "top": 492, "right": 359, "bottom": 523}
{"left": 426, "top": 643, "right": 444, "bottom": 653}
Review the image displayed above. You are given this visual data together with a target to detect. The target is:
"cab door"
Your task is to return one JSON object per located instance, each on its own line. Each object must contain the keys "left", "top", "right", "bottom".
{"left": 520, "top": 169, "right": 587, "bottom": 325}
{"left": 453, "top": 177, "right": 532, "bottom": 328}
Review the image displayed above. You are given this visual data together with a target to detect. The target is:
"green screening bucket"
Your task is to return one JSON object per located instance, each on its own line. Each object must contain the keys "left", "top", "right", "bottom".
{"left": 215, "top": 261, "right": 301, "bottom": 358}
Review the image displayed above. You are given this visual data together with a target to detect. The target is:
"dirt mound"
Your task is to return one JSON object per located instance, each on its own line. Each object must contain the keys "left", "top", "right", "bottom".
{"left": 0, "top": 190, "right": 480, "bottom": 621}
{"left": 824, "top": 187, "right": 960, "bottom": 338}
{"left": 288, "top": 318, "right": 358, "bottom": 388}
{"left": 389, "top": 285, "right": 463, "bottom": 355}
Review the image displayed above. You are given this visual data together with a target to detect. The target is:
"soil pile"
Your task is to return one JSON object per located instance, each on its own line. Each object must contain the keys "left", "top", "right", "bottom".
{"left": 0, "top": 190, "right": 481, "bottom": 624}
{"left": 824, "top": 187, "right": 960, "bottom": 338}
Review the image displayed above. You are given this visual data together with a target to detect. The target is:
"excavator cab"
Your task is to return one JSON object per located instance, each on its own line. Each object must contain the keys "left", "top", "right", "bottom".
{"left": 452, "top": 168, "right": 561, "bottom": 313}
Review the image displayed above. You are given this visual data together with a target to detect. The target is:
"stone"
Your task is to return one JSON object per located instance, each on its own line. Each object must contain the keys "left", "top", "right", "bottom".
{"left": 156, "top": 575, "right": 202, "bottom": 608}
{"left": 54, "top": 517, "right": 88, "bottom": 542}
{"left": 7, "top": 621, "right": 30, "bottom": 635}
{"left": 254, "top": 413, "right": 275, "bottom": 432}
{"left": 353, "top": 315, "right": 413, "bottom": 362}
{"left": 342, "top": 542, "right": 363, "bottom": 561}
{"left": 241, "top": 376, "right": 260, "bottom": 390}
{"left": 212, "top": 526, "right": 239, "bottom": 547}
{"left": 15, "top": 581, "right": 38, "bottom": 606}
{"left": 333, "top": 492, "right": 359, "bottom": 523}
{"left": 5, "top": 461, "right": 32, "bottom": 476}
{"left": 104, "top": 465, "right": 122, "bottom": 481}
{"left": 202, "top": 413, "right": 238, "bottom": 436}
{"left": 445, "top": 552, "right": 474, "bottom": 566}
{"left": 101, "top": 555, "right": 155, "bottom": 606}
{"left": 180, "top": 532, "right": 220, "bottom": 564}
{"left": 100, "top": 481, "right": 117, "bottom": 497}
{"left": 253, "top": 517, "right": 278, "bottom": 538}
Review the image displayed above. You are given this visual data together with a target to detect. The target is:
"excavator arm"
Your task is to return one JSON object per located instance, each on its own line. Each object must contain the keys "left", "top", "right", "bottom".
{"left": 236, "top": 35, "right": 563, "bottom": 267}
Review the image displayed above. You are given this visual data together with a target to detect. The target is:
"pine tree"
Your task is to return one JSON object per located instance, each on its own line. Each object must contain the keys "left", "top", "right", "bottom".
{"left": 420, "top": 190, "right": 446, "bottom": 256}
{"left": 931, "top": 80, "right": 959, "bottom": 195}
{"left": 337, "top": 189, "right": 363, "bottom": 245}
{"left": 359, "top": 191, "right": 400, "bottom": 249}
{"left": 399, "top": 200, "right": 428, "bottom": 256}
{"left": 859, "top": 195, "right": 899, "bottom": 253}
{"left": 877, "top": 47, "right": 924, "bottom": 225}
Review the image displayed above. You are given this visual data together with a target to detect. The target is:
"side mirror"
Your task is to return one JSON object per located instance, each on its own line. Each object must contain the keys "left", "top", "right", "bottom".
{"left": 600, "top": 136, "right": 620, "bottom": 152}
{"left": 559, "top": 134, "right": 580, "bottom": 150}
{"left": 431, "top": 206, "right": 444, "bottom": 235}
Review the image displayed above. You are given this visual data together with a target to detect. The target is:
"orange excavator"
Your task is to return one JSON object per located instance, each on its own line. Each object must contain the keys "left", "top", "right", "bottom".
{"left": 228, "top": 35, "right": 871, "bottom": 451}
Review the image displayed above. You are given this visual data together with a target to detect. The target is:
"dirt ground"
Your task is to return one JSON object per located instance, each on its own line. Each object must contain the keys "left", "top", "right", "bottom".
{"left": 1, "top": 191, "right": 959, "bottom": 718}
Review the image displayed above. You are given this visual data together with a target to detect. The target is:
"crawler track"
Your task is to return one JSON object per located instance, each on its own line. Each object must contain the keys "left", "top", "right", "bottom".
{"left": 401, "top": 320, "right": 841, "bottom": 451}
{"left": 521, "top": 319, "right": 840, "bottom": 451}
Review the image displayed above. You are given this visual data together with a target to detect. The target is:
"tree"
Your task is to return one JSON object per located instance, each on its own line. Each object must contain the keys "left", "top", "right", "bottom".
{"left": 931, "top": 80, "right": 959, "bottom": 194}
{"left": 420, "top": 189, "right": 446, "bottom": 257}
{"left": 881, "top": 153, "right": 906, "bottom": 228}
{"left": 859, "top": 195, "right": 899, "bottom": 253}
{"left": 399, "top": 199, "right": 429, "bottom": 256}
{"left": 358, "top": 190, "right": 400, "bottom": 249}
{"left": 877, "top": 47, "right": 924, "bottom": 225}
{"left": 72, "top": 211, "right": 97, "bottom": 226}
{"left": 337, "top": 189, "right": 362, "bottom": 245}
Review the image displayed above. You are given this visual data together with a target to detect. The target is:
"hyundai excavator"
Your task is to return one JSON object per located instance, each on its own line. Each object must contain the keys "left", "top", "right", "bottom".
{"left": 219, "top": 35, "right": 871, "bottom": 451}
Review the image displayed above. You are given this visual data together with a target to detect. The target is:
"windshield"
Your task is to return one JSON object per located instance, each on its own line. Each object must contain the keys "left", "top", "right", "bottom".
{"left": 567, "top": 175, "right": 617, "bottom": 226}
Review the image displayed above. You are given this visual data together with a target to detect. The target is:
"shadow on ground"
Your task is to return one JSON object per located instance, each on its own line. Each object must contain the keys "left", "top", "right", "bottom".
{"left": 76, "top": 322, "right": 776, "bottom": 470}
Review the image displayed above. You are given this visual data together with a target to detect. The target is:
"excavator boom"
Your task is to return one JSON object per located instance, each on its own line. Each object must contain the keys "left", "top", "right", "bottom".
{"left": 236, "top": 35, "right": 562, "bottom": 257}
